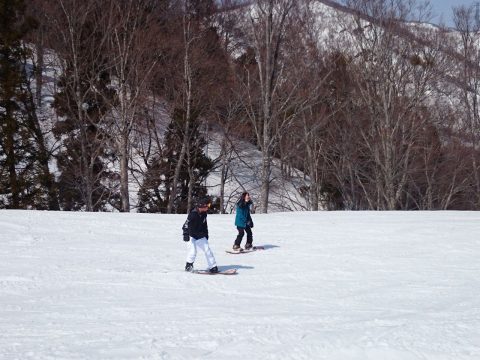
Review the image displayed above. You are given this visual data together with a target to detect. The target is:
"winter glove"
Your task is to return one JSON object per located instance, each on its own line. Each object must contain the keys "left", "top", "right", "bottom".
{"left": 183, "top": 234, "right": 190, "bottom": 242}
{"left": 247, "top": 219, "right": 254, "bottom": 228}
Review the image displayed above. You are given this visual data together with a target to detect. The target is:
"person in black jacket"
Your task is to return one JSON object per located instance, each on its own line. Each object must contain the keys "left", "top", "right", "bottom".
{"left": 182, "top": 197, "right": 218, "bottom": 273}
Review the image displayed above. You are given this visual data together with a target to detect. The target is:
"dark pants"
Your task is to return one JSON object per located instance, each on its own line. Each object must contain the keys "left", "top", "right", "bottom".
{"left": 234, "top": 226, "right": 253, "bottom": 247}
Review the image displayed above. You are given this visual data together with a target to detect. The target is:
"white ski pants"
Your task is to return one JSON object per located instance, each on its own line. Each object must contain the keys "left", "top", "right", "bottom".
{"left": 186, "top": 237, "right": 217, "bottom": 269}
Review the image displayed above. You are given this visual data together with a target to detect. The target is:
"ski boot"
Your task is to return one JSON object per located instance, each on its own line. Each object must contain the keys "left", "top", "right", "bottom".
{"left": 232, "top": 244, "right": 243, "bottom": 252}
{"left": 185, "top": 262, "right": 194, "bottom": 272}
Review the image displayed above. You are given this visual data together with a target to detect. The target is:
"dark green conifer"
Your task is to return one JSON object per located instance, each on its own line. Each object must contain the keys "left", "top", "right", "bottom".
{"left": 137, "top": 108, "right": 212, "bottom": 213}
{"left": 0, "top": 0, "right": 53, "bottom": 209}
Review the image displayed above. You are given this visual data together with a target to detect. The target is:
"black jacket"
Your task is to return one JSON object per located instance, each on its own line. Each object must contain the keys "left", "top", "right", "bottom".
{"left": 182, "top": 208, "right": 209, "bottom": 240}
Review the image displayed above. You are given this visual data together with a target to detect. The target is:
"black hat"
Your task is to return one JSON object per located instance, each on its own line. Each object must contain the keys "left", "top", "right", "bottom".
{"left": 195, "top": 196, "right": 211, "bottom": 208}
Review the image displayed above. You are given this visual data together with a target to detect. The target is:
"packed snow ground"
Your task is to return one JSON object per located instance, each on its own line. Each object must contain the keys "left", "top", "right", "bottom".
{"left": 1, "top": 210, "right": 480, "bottom": 359}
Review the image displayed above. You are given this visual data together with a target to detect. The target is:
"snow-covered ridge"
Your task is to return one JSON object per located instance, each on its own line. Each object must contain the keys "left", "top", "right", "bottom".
{"left": 1, "top": 210, "right": 479, "bottom": 359}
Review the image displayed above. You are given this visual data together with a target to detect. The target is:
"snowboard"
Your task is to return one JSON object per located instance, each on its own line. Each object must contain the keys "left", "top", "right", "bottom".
{"left": 225, "top": 246, "right": 264, "bottom": 254}
{"left": 193, "top": 268, "right": 237, "bottom": 275}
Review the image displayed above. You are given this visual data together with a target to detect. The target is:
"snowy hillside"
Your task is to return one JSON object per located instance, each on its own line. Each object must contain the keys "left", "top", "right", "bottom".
{"left": 28, "top": 0, "right": 473, "bottom": 213}
{"left": 1, "top": 210, "right": 480, "bottom": 359}
{"left": 34, "top": 51, "right": 307, "bottom": 213}
{"left": 205, "top": 131, "right": 308, "bottom": 213}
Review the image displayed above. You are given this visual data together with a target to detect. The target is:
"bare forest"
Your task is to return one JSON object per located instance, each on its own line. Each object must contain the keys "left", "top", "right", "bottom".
{"left": 1, "top": 0, "right": 480, "bottom": 213}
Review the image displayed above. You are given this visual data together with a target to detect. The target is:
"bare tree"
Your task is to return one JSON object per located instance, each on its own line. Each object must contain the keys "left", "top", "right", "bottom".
{"left": 166, "top": 4, "right": 197, "bottom": 213}
{"left": 102, "top": 0, "right": 161, "bottom": 212}
{"left": 277, "top": 2, "right": 342, "bottom": 211}
{"left": 45, "top": 0, "right": 115, "bottom": 211}
{"left": 210, "top": 0, "right": 248, "bottom": 213}
{"left": 237, "top": 0, "right": 297, "bottom": 213}
{"left": 342, "top": 0, "right": 440, "bottom": 209}
{"left": 212, "top": 99, "right": 244, "bottom": 213}
{"left": 163, "top": 0, "right": 227, "bottom": 213}
{"left": 405, "top": 105, "right": 470, "bottom": 210}
{"left": 453, "top": 5, "right": 480, "bottom": 208}
{"left": 129, "top": 94, "right": 168, "bottom": 199}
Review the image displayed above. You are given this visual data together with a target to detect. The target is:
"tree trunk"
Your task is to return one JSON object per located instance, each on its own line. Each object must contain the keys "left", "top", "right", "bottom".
{"left": 168, "top": 11, "right": 193, "bottom": 214}
{"left": 187, "top": 142, "right": 194, "bottom": 211}
{"left": 35, "top": 41, "right": 44, "bottom": 108}
{"left": 167, "top": 132, "right": 188, "bottom": 213}
{"left": 119, "top": 135, "right": 130, "bottom": 212}
{"left": 4, "top": 114, "right": 20, "bottom": 208}
{"left": 26, "top": 92, "right": 60, "bottom": 210}
{"left": 219, "top": 136, "right": 228, "bottom": 214}
{"left": 259, "top": 141, "right": 271, "bottom": 213}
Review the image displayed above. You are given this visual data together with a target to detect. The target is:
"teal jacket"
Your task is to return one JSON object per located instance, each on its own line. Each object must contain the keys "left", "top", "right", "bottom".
{"left": 235, "top": 200, "right": 253, "bottom": 228}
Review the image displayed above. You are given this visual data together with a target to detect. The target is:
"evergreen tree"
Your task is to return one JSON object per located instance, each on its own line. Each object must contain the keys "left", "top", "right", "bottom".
{"left": 137, "top": 108, "right": 212, "bottom": 213}
{"left": 51, "top": 10, "right": 118, "bottom": 211}
{"left": 0, "top": 0, "right": 52, "bottom": 209}
{"left": 53, "top": 69, "right": 118, "bottom": 211}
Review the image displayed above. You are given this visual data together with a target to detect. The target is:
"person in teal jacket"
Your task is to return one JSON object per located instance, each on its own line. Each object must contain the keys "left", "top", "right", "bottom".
{"left": 233, "top": 192, "right": 254, "bottom": 251}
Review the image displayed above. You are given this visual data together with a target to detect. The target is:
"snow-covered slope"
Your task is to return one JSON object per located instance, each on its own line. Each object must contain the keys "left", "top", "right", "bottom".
{"left": 206, "top": 131, "right": 308, "bottom": 213}
{"left": 1, "top": 210, "right": 479, "bottom": 359}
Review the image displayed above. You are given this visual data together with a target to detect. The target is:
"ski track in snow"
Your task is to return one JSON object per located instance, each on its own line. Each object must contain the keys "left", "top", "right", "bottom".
{"left": 1, "top": 210, "right": 480, "bottom": 359}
